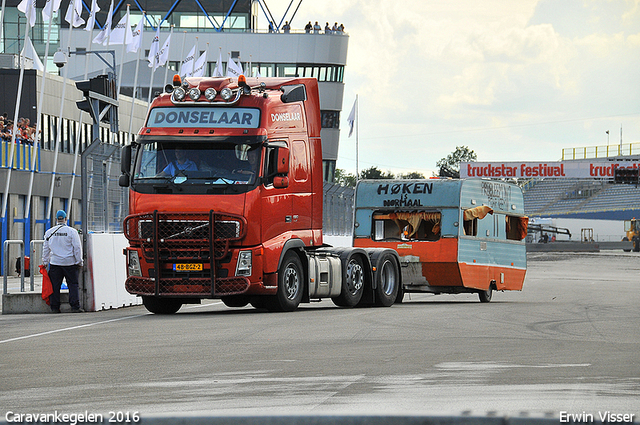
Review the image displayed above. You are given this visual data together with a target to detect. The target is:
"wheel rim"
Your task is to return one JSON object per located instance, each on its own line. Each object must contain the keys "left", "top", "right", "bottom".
{"left": 346, "top": 259, "right": 364, "bottom": 295}
{"left": 379, "top": 260, "right": 396, "bottom": 296}
{"left": 284, "top": 264, "right": 300, "bottom": 300}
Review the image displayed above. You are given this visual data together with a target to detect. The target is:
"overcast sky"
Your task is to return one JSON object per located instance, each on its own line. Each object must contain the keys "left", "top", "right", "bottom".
{"left": 263, "top": 0, "right": 640, "bottom": 176}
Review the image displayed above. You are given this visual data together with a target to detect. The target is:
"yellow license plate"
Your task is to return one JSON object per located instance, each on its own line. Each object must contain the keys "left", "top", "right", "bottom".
{"left": 173, "top": 263, "right": 203, "bottom": 272}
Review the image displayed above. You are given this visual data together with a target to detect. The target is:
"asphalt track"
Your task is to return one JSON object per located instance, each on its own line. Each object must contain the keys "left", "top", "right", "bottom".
{"left": 0, "top": 251, "right": 639, "bottom": 421}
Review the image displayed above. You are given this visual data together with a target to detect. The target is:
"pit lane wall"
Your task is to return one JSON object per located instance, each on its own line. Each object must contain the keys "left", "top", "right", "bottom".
{"left": 84, "top": 233, "right": 142, "bottom": 312}
{"left": 2, "top": 233, "right": 140, "bottom": 314}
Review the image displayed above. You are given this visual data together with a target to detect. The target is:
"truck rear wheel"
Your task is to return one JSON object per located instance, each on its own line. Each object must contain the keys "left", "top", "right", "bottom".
{"left": 142, "top": 296, "right": 183, "bottom": 314}
{"left": 268, "top": 252, "right": 304, "bottom": 312}
{"left": 374, "top": 254, "right": 399, "bottom": 307}
{"left": 332, "top": 256, "right": 365, "bottom": 307}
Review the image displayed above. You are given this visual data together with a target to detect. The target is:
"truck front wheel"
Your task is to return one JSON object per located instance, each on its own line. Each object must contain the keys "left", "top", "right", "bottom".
{"left": 332, "top": 256, "right": 365, "bottom": 307}
{"left": 142, "top": 296, "right": 183, "bottom": 314}
{"left": 268, "top": 252, "right": 304, "bottom": 312}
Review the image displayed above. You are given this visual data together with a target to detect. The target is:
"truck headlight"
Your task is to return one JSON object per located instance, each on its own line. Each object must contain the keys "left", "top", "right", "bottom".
{"left": 236, "top": 251, "right": 252, "bottom": 276}
{"left": 127, "top": 250, "right": 142, "bottom": 277}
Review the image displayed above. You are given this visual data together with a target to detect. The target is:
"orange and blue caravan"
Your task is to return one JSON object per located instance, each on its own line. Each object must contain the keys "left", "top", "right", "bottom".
{"left": 353, "top": 179, "right": 528, "bottom": 302}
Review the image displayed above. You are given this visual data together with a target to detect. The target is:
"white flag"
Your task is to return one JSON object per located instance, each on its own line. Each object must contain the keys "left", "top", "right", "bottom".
{"left": 42, "top": 0, "right": 62, "bottom": 22}
{"left": 156, "top": 33, "right": 171, "bottom": 69}
{"left": 21, "top": 34, "right": 44, "bottom": 71}
{"left": 192, "top": 50, "right": 207, "bottom": 78}
{"left": 180, "top": 45, "right": 196, "bottom": 78}
{"left": 84, "top": 0, "right": 100, "bottom": 32}
{"left": 64, "top": 0, "right": 85, "bottom": 28}
{"left": 147, "top": 26, "right": 160, "bottom": 68}
{"left": 347, "top": 97, "right": 357, "bottom": 137}
{"left": 109, "top": 9, "right": 132, "bottom": 45}
{"left": 93, "top": 0, "right": 113, "bottom": 45}
{"left": 213, "top": 51, "right": 223, "bottom": 77}
{"left": 226, "top": 55, "right": 243, "bottom": 78}
{"left": 127, "top": 15, "right": 144, "bottom": 53}
{"left": 17, "top": 0, "right": 37, "bottom": 27}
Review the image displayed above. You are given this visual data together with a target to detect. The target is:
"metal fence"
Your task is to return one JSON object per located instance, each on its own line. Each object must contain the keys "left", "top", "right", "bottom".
{"left": 82, "top": 140, "right": 128, "bottom": 234}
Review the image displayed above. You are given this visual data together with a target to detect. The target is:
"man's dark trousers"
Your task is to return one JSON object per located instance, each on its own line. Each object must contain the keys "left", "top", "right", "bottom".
{"left": 48, "top": 265, "right": 80, "bottom": 310}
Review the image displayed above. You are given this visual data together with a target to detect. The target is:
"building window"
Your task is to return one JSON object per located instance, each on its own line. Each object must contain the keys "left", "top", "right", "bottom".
{"left": 321, "top": 111, "right": 340, "bottom": 129}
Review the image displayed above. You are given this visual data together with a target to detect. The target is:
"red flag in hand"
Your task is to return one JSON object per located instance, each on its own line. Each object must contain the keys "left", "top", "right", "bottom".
{"left": 40, "top": 265, "right": 53, "bottom": 306}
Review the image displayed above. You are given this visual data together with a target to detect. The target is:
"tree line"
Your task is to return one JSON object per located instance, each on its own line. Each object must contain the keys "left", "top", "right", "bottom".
{"left": 334, "top": 146, "right": 477, "bottom": 188}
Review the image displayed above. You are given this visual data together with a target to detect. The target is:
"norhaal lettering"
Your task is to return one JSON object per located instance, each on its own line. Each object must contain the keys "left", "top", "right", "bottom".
{"left": 383, "top": 194, "right": 423, "bottom": 207}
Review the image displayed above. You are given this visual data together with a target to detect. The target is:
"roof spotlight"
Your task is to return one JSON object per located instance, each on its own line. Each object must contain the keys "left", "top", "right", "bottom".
{"left": 204, "top": 88, "right": 217, "bottom": 101}
{"left": 220, "top": 87, "right": 233, "bottom": 101}
{"left": 188, "top": 87, "right": 201, "bottom": 101}
{"left": 172, "top": 86, "right": 186, "bottom": 101}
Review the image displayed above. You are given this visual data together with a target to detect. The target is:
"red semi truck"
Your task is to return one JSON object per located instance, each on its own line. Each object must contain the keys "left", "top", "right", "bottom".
{"left": 119, "top": 75, "right": 401, "bottom": 314}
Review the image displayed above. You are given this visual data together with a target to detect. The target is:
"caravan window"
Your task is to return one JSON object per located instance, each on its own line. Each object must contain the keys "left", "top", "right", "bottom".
{"left": 372, "top": 212, "right": 441, "bottom": 241}
{"left": 506, "top": 215, "right": 528, "bottom": 241}
{"left": 463, "top": 206, "right": 493, "bottom": 237}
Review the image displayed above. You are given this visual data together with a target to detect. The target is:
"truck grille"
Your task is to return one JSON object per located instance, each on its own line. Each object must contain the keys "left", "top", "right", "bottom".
{"left": 123, "top": 211, "right": 248, "bottom": 297}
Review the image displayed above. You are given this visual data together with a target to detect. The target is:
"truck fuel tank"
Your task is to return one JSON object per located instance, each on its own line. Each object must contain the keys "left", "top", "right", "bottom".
{"left": 308, "top": 254, "right": 342, "bottom": 298}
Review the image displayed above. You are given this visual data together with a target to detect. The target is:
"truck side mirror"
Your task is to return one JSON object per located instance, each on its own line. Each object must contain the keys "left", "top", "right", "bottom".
{"left": 121, "top": 144, "right": 132, "bottom": 174}
{"left": 119, "top": 144, "right": 132, "bottom": 187}
{"left": 119, "top": 174, "right": 130, "bottom": 187}
{"left": 277, "top": 147, "right": 290, "bottom": 174}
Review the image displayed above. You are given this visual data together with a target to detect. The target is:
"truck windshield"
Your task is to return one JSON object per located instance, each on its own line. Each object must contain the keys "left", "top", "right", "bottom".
{"left": 132, "top": 137, "right": 262, "bottom": 187}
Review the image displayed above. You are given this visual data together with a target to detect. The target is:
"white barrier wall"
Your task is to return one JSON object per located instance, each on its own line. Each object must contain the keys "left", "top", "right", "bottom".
{"left": 86, "top": 233, "right": 142, "bottom": 311}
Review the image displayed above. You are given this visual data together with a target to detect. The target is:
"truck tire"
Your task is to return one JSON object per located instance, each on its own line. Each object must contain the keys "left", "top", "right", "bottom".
{"left": 332, "top": 255, "right": 365, "bottom": 307}
{"left": 374, "top": 253, "right": 400, "bottom": 307}
{"left": 268, "top": 252, "right": 304, "bottom": 312}
{"left": 142, "top": 296, "right": 182, "bottom": 314}
{"left": 221, "top": 295, "right": 250, "bottom": 308}
{"left": 634, "top": 236, "right": 640, "bottom": 252}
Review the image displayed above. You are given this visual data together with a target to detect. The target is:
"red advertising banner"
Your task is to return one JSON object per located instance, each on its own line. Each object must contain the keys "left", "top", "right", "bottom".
{"left": 460, "top": 161, "right": 640, "bottom": 179}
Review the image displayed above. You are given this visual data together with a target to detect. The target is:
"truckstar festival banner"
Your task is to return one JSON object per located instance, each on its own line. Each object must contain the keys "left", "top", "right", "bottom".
{"left": 460, "top": 161, "right": 640, "bottom": 179}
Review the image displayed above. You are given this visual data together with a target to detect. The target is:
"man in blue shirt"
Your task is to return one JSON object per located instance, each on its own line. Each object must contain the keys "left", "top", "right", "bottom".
{"left": 160, "top": 148, "right": 197, "bottom": 176}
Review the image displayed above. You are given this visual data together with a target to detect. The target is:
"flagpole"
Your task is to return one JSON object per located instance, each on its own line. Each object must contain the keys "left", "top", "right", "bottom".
{"left": 355, "top": 94, "right": 359, "bottom": 180}
{"left": 1, "top": 11, "right": 31, "bottom": 227}
{"left": 46, "top": 0, "right": 78, "bottom": 221}
{"left": 161, "top": 25, "right": 174, "bottom": 89}
{"left": 178, "top": 31, "right": 187, "bottom": 77}
{"left": 25, "top": 1, "right": 58, "bottom": 231}
{"left": 116, "top": 4, "right": 131, "bottom": 95}
{"left": 146, "top": 25, "right": 160, "bottom": 105}
{"left": 67, "top": 10, "right": 96, "bottom": 222}
{"left": 128, "top": 13, "right": 145, "bottom": 138}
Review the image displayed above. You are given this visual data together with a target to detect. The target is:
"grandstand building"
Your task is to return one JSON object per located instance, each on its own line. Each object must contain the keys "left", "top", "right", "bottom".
{"left": 522, "top": 145, "right": 640, "bottom": 241}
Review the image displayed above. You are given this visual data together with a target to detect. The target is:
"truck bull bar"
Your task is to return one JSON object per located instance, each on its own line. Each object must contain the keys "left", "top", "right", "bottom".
{"left": 123, "top": 210, "right": 249, "bottom": 297}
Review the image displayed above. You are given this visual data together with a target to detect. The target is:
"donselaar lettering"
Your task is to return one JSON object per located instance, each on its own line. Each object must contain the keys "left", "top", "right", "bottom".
{"left": 376, "top": 182, "right": 432, "bottom": 207}
{"left": 147, "top": 107, "right": 260, "bottom": 128}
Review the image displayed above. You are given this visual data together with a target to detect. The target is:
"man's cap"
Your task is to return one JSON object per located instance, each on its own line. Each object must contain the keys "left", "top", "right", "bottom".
{"left": 56, "top": 210, "right": 67, "bottom": 220}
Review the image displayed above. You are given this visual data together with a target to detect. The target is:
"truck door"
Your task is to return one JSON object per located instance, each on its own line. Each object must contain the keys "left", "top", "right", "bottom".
{"left": 261, "top": 141, "right": 293, "bottom": 246}
{"left": 289, "top": 140, "right": 312, "bottom": 231}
